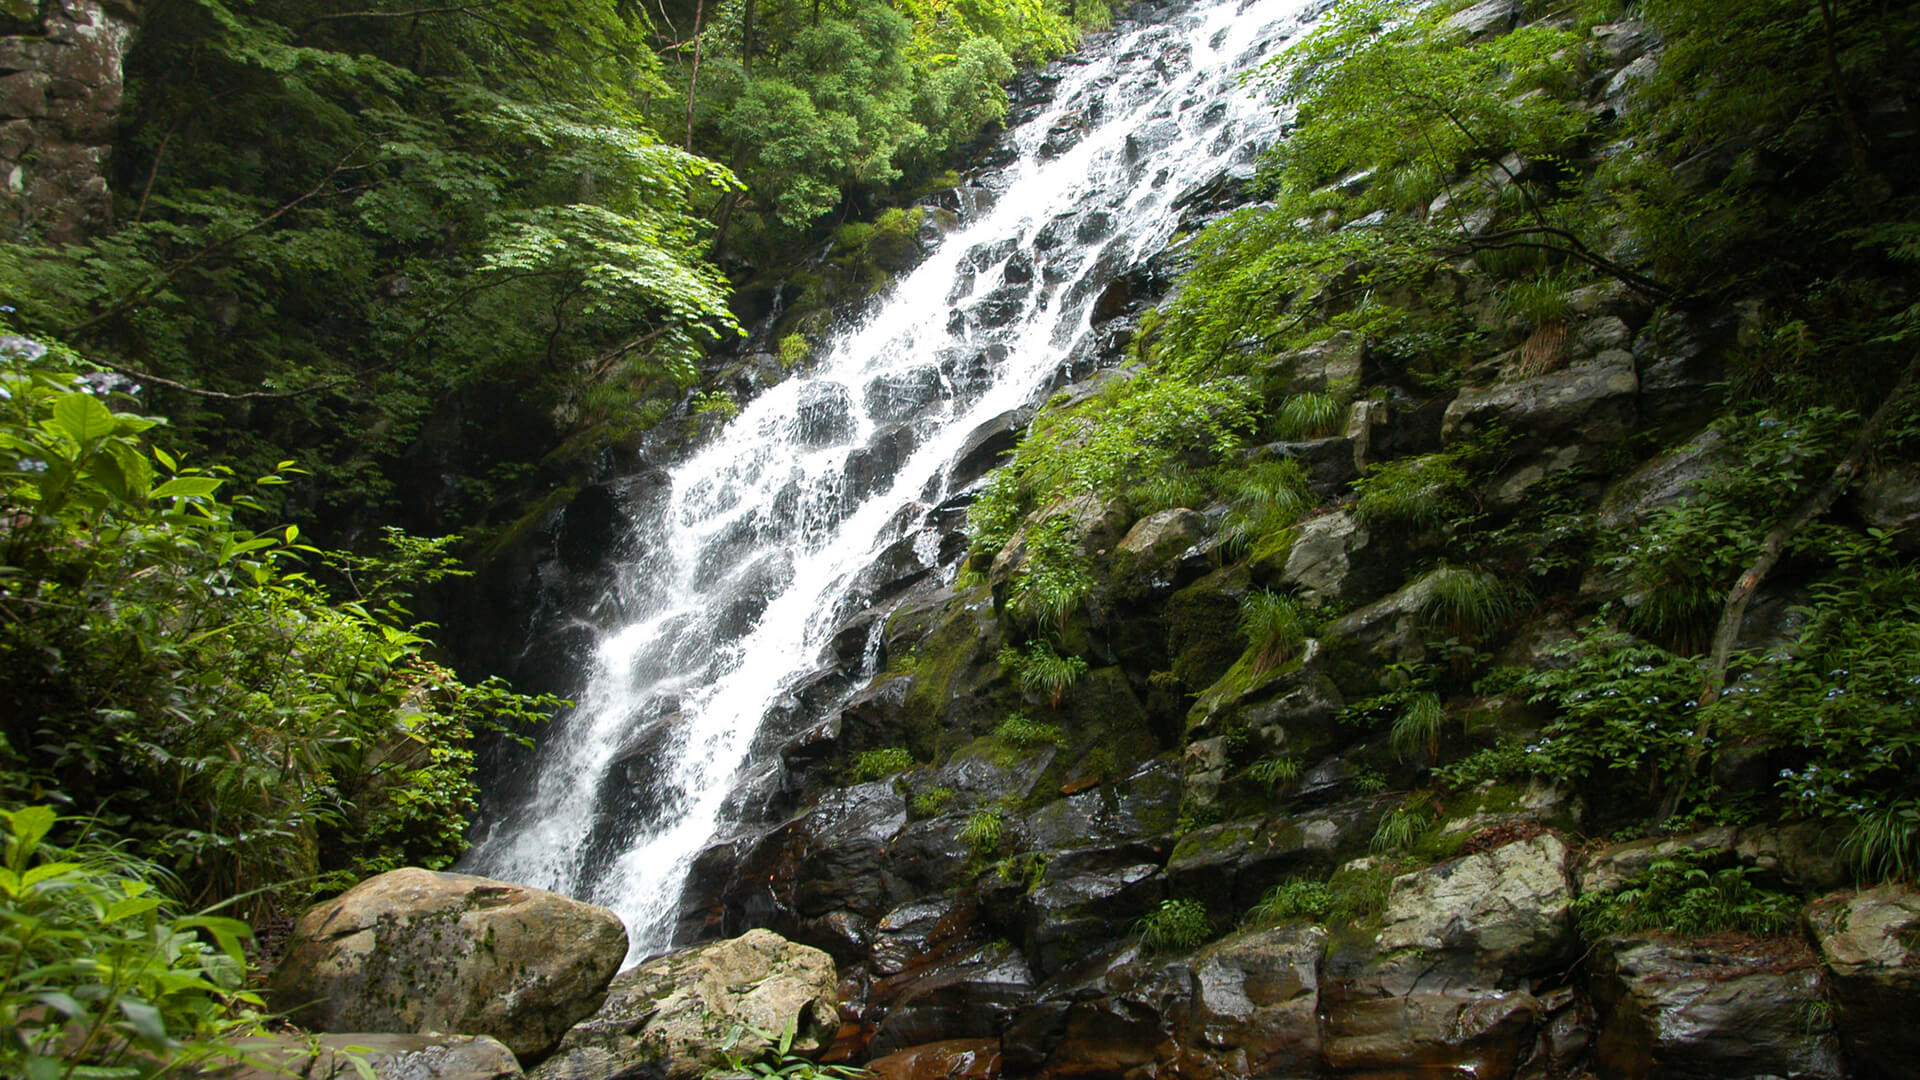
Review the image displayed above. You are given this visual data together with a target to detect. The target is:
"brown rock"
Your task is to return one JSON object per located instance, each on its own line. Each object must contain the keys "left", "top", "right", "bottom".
{"left": 268, "top": 868, "right": 627, "bottom": 1061}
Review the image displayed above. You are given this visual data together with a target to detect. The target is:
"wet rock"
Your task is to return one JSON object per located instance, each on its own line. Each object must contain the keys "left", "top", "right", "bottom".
{"left": 1592, "top": 19, "right": 1659, "bottom": 65}
{"left": 1577, "top": 828, "right": 1738, "bottom": 896}
{"left": 793, "top": 382, "right": 857, "bottom": 447}
{"left": 1731, "top": 820, "right": 1850, "bottom": 892}
{"left": 866, "top": 1039, "right": 1002, "bottom": 1080}
{"left": 1320, "top": 960, "right": 1543, "bottom": 1079}
{"left": 865, "top": 367, "right": 948, "bottom": 423}
{"left": 1109, "top": 508, "right": 1208, "bottom": 599}
{"left": 1279, "top": 331, "right": 1364, "bottom": 396}
{"left": 950, "top": 406, "right": 1034, "bottom": 489}
{"left": 1634, "top": 309, "right": 1729, "bottom": 423}
{"left": 531, "top": 930, "right": 839, "bottom": 1080}
{"left": 1320, "top": 572, "right": 1443, "bottom": 690}
{"left": 868, "top": 945, "right": 1037, "bottom": 1058}
{"left": 1023, "top": 863, "right": 1166, "bottom": 977}
{"left": 1165, "top": 797, "right": 1383, "bottom": 912}
{"left": 1806, "top": 883, "right": 1920, "bottom": 1079}
{"left": 1246, "top": 436, "right": 1360, "bottom": 497}
{"left": 844, "top": 424, "right": 924, "bottom": 503}
{"left": 1273, "top": 509, "right": 1395, "bottom": 606}
{"left": 1442, "top": 348, "right": 1640, "bottom": 454}
{"left": 1021, "top": 758, "right": 1182, "bottom": 854}
{"left": 1377, "top": 833, "right": 1575, "bottom": 978}
{"left": 0, "top": 0, "right": 136, "bottom": 243}
{"left": 1589, "top": 936, "right": 1843, "bottom": 1079}
{"left": 714, "top": 783, "right": 910, "bottom": 957}
{"left": 219, "top": 1033, "right": 524, "bottom": 1080}
{"left": 269, "top": 869, "right": 626, "bottom": 1060}
{"left": 1170, "top": 925, "right": 1325, "bottom": 1077}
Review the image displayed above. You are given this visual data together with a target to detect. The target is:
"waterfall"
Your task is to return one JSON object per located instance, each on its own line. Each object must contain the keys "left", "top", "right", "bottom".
{"left": 461, "top": 0, "right": 1324, "bottom": 962}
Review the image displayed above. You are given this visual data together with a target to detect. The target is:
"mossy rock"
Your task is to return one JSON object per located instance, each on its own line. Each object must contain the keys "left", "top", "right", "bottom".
{"left": 1165, "top": 564, "right": 1252, "bottom": 691}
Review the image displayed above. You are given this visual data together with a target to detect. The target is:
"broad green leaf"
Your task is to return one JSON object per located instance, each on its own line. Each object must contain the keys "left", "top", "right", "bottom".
{"left": 51, "top": 393, "right": 117, "bottom": 444}
{"left": 151, "top": 476, "right": 226, "bottom": 499}
{"left": 118, "top": 998, "right": 167, "bottom": 1042}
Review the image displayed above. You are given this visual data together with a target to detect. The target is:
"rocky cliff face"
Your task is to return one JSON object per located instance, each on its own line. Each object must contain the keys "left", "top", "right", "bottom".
{"left": 0, "top": 0, "right": 139, "bottom": 243}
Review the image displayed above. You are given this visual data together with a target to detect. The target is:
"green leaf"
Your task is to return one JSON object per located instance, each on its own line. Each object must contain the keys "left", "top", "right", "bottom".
{"left": 118, "top": 998, "right": 167, "bottom": 1043}
{"left": 51, "top": 393, "right": 117, "bottom": 444}
{"left": 150, "top": 476, "right": 226, "bottom": 499}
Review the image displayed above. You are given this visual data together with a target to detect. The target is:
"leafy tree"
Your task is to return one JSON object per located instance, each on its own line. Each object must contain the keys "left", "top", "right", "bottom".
{"left": 0, "top": 336, "right": 560, "bottom": 911}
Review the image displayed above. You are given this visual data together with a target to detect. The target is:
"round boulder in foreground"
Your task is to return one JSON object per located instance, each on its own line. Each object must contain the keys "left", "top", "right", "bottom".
{"left": 269, "top": 868, "right": 627, "bottom": 1060}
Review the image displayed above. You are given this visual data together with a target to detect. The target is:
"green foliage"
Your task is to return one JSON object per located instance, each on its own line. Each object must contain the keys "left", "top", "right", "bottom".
{"left": 1573, "top": 850, "right": 1800, "bottom": 939}
{"left": 908, "top": 787, "right": 957, "bottom": 818}
{"left": 849, "top": 747, "right": 914, "bottom": 782}
{"left": 1238, "top": 590, "right": 1307, "bottom": 672}
{"left": 967, "top": 373, "right": 1258, "bottom": 558}
{"left": 1273, "top": 391, "right": 1344, "bottom": 440}
{"left": 0, "top": 0, "right": 745, "bottom": 514}
{"left": 0, "top": 807, "right": 266, "bottom": 1079}
{"left": 1389, "top": 691, "right": 1445, "bottom": 761}
{"left": 998, "top": 640, "right": 1088, "bottom": 706}
{"left": 1246, "top": 879, "right": 1336, "bottom": 924}
{"left": 1352, "top": 453, "right": 1472, "bottom": 532}
{"left": 1435, "top": 740, "right": 1537, "bottom": 787}
{"left": 1007, "top": 517, "right": 1096, "bottom": 629}
{"left": 1219, "top": 458, "right": 1312, "bottom": 557}
{"left": 1352, "top": 767, "right": 1389, "bottom": 795}
{"left": 1370, "top": 793, "right": 1439, "bottom": 853}
{"left": 694, "top": 390, "right": 742, "bottom": 422}
{"left": 777, "top": 334, "right": 812, "bottom": 369}
{"left": 0, "top": 344, "right": 559, "bottom": 911}
{"left": 959, "top": 809, "right": 1007, "bottom": 854}
{"left": 1606, "top": 409, "right": 1853, "bottom": 650}
{"left": 1419, "top": 565, "right": 1518, "bottom": 643}
{"left": 1248, "top": 755, "right": 1302, "bottom": 790}
{"left": 993, "top": 713, "right": 1065, "bottom": 750}
{"left": 1134, "top": 898, "right": 1211, "bottom": 953}
{"left": 709, "top": 1015, "right": 869, "bottom": 1079}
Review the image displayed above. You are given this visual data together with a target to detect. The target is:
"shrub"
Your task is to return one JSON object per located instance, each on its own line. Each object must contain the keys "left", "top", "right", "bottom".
{"left": 1246, "top": 879, "right": 1335, "bottom": 924}
{"left": 850, "top": 747, "right": 914, "bottom": 782}
{"left": 1352, "top": 453, "right": 1472, "bottom": 532}
{"left": 994, "top": 713, "right": 1065, "bottom": 750}
{"left": 1273, "top": 391, "right": 1344, "bottom": 439}
{"left": 1389, "top": 691, "right": 1446, "bottom": 761}
{"left": 1135, "top": 898, "right": 1211, "bottom": 952}
{"left": 0, "top": 807, "right": 265, "bottom": 1079}
{"left": 1239, "top": 590, "right": 1307, "bottom": 673}
{"left": 1419, "top": 565, "right": 1518, "bottom": 643}
{"left": 0, "top": 346, "right": 561, "bottom": 912}
{"left": 959, "top": 810, "right": 1006, "bottom": 854}
{"left": 1008, "top": 517, "right": 1096, "bottom": 629}
{"left": 1572, "top": 851, "right": 1799, "bottom": 938}
{"left": 999, "top": 640, "right": 1089, "bottom": 706}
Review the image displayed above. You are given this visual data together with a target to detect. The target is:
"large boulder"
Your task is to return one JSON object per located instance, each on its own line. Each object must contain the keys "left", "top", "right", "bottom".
{"left": 269, "top": 869, "right": 627, "bottom": 1060}
{"left": 1589, "top": 936, "right": 1843, "bottom": 1079}
{"left": 1806, "top": 883, "right": 1920, "bottom": 1079}
{"left": 1170, "top": 924, "right": 1326, "bottom": 1076}
{"left": 1377, "top": 833, "right": 1575, "bottom": 977}
{"left": 531, "top": 929, "right": 839, "bottom": 1080}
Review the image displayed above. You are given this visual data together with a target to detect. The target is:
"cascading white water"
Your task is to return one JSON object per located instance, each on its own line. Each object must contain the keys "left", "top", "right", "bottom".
{"left": 462, "top": 0, "right": 1324, "bottom": 961}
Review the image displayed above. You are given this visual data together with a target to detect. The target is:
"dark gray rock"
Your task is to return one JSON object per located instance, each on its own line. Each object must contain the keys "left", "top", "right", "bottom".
{"left": 1589, "top": 936, "right": 1843, "bottom": 1079}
